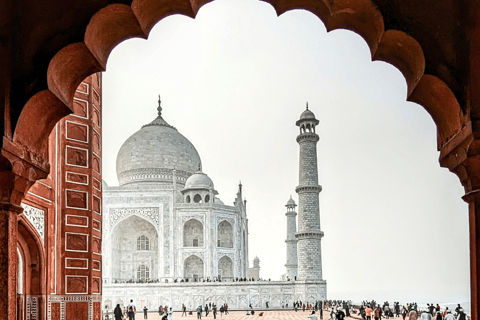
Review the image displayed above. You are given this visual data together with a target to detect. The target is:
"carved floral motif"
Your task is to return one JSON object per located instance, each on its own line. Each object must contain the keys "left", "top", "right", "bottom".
{"left": 109, "top": 207, "right": 159, "bottom": 228}
{"left": 21, "top": 203, "right": 45, "bottom": 242}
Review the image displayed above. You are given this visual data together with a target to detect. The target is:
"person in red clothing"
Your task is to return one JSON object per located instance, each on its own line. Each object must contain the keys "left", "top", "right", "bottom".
{"left": 303, "top": 304, "right": 306, "bottom": 312}
{"left": 374, "top": 306, "right": 381, "bottom": 320}
{"left": 365, "top": 306, "right": 374, "bottom": 320}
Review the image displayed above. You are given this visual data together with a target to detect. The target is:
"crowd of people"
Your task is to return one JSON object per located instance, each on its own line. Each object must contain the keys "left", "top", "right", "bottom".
{"left": 106, "top": 299, "right": 469, "bottom": 320}
{"left": 112, "top": 277, "right": 274, "bottom": 284}
{"left": 353, "top": 301, "right": 468, "bottom": 320}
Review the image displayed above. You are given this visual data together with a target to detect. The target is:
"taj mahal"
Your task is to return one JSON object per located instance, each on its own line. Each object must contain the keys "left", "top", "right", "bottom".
{"left": 101, "top": 97, "right": 327, "bottom": 310}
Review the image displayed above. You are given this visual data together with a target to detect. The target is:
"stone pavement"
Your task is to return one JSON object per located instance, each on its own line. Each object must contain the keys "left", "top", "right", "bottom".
{"left": 116, "top": 310, "right": 362, "bottom": 320}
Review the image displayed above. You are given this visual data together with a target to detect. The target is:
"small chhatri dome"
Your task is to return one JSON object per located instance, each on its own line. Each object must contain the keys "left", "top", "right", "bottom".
{"left": 286, "top": 195, "right": 296, "bottom": 207}
{"left": 300, "top": 102, "right": 316, "bottom": 120}
{"left": 184, "top": 170, "right": 214, "bottom": 190}
{"left": 116, "top": 95, "right": 202, "bottom": 186}
{"left": 296, "top": 102, "right": 319, "bottom": 126}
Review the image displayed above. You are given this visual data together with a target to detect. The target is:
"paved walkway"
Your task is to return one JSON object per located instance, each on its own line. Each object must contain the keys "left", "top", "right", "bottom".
{"left": 111, "top": 310, "right": 364, "bottom": 320}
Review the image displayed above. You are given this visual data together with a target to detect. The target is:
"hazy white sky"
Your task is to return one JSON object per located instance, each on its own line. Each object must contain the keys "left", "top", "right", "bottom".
{"left": 102, "top": 0, "right": 470, "bottom": 304}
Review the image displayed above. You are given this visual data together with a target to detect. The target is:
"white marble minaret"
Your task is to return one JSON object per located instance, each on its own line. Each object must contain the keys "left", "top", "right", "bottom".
{"left": 285, "top": 196, "right": 298, "bottom": 279}
{"left": 295, "top": 103, "right": 324, "bottom": 281}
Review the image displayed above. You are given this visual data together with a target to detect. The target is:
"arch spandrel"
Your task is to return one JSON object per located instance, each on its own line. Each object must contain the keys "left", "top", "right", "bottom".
{"left": 109, "top": 207, "right": 160, "bottom": 231}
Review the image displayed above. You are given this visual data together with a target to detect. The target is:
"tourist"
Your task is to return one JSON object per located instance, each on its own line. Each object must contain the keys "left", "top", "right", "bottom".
{"left": 205, "top": 304, "right": 209, "bottom": 317}
{"left": 304, "top": 304, "right": 307, "bottom": 312}
{"left": 197, "top": 306, "right": 203, "bottom": 319}
{"left": 408, "top": 308, "right": 418, "bottom": 320}
{"left": 168, "top": 307, "right": 174, "bottom": 320}
{"left": 444, "top": 311, "right": 454, "bottom": 320}
{"left": 143, "top": 306, "right": 148, "bottom": 319}
{"left": 225, "top": 304, "right": 229, "bottom": 314}
{"left": 402, "top": 307, "right": 408, "bottom": 320}
{"left": 435, "top": 311, "right": 442, "bottom": 320}
{"left": 421, "top": 309, "right": 432, "bottom": 320}
{"left": 182, "top": 304, "right": 187, "bottom": 317}
{"left": 213, "top": 304, "right": 217, "bottom": 319}
{"left": 456, "top": 306, "right": 467, "bottom": 320}
{"left": 219, "top": 305, "right": 225, "bottom": 320}
{"left": 160, "top": 306, "right": 164, "bottom": 316}
{"left": 330, "top": 305, "right": 336, "bottom": 320}
{"left": 308, "top": 311, "right": 319, "bottom": 320}
{"left": 114, "top": 304, "right": 123, "bottom": 320}
{"left": 443, "top": 308, "right": 449, "bottom": 317}
{"left": 359, "top": 305, "right": 366, "bottom": 320}
{"left": 127, "top": 300, "right": 136, "bottom": 320}
{"left": 374, "top": 306, "right": 381, "bottom": 320}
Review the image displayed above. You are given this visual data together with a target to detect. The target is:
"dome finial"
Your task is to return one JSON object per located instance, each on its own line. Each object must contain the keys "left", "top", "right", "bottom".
{"left": 157, "top": 94, "right": 162, "bottom": 116}
{"left": 306, "top": 102, "right": 309, "bottom": 110}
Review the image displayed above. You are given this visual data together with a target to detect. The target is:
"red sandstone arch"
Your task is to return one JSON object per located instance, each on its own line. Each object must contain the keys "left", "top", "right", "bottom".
{"left": 7, "top": 0, "right": 461, "bottom": 160}
{"left": 17, "top": 216, "right": 46, "bottom": 319}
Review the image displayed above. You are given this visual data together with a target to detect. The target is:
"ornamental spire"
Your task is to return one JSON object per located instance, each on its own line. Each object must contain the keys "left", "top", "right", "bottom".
{"left": 306, "top": 102, "right": 309, "bottom": 110}
{"left": 142, "top": 94, "right": 176, "bottom": 130}
{"left": 158, "top": 94, "right": 162, "bottom": 116}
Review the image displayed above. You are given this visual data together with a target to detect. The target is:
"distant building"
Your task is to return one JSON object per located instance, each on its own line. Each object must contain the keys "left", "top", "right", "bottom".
{"left": 248, "top": 256, "right": 260, "bottom": 279}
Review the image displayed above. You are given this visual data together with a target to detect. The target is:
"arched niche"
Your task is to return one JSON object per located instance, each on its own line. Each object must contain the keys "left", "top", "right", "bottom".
{"left": 111, "top": 215, "right": 158, "bottom": 282}
{"left": 183, "top": 218, "right": 204, "bottom": 247}
{"left": 17, "top": 217, "right": 46, "bottom": 320}
{"left": 217, "top": 220, "right": 233, "bottom": 248}
{"left": 184, "top": 255, "right": 204, "bottom": 281}
{"left": 218, "top": 256, "right": 233, "bottom": 279}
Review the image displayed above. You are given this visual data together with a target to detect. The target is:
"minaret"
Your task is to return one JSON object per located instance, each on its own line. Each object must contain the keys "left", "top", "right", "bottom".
{"left": 285, "top": 196, "right": 298, "bottom": 279}
{"left": 295, "top": 103, "right": 324, "bottom": 281}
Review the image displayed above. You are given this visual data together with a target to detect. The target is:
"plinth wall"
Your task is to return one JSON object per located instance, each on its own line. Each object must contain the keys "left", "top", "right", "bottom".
{"left": 103, "top": 281, "right": 326, "bottom": 311}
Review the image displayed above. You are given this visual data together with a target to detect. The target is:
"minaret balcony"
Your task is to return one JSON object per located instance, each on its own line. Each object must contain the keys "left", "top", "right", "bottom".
{"left": 295, "top": 185, "right": 322, "bottom": 193}
{"left": 295, "top": 231, "right": 324, "bottom": 239}
{"left": 296, "top": 133, "right": 319, "bottom": 143}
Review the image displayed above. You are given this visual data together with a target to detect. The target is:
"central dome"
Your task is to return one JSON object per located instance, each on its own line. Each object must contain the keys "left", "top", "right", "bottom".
{"left": 116, "top": 99, "right": 201, "bottom": 186}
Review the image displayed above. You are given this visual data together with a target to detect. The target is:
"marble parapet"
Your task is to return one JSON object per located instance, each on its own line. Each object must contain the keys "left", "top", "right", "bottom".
{"left": 103, "top": 280, "right": 327, "bottom": 311}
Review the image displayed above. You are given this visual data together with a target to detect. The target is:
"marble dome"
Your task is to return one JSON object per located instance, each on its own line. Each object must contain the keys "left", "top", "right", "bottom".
{"left": 300, "top": 107, "right": 316, "bottom": 120}
{"left": 184, "top": 171, "right": 214, "bottom": 190}
{"left": 116, "top": 110, "right": 201, "bottom": 186}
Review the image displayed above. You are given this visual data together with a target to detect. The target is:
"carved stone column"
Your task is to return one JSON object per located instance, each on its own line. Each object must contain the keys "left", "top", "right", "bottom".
{"left": 0, "top": 145, "right": 49, "bottom": 319}
{"left": 439, "top": 122, "right": 478, "bottom": 320}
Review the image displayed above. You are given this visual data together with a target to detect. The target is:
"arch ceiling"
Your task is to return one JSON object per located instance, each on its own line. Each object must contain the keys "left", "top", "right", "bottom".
{"left": 0, "top": 0, "right": 475, "bottom": 169}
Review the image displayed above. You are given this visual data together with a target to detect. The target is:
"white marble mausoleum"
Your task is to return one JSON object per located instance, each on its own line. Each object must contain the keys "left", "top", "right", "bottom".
{"left": 102, "top": 98, "right": 326, "bottom": 310}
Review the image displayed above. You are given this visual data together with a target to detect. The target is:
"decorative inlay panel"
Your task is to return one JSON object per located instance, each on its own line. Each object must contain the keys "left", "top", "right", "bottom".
{"left": 66, "top": 215, "right": 88, "bottom": 227}
{"left": 92, "top": 155, "right": 101, "bottom": 174}
{"left": 76, "top": 82, "right": 89, "bottom": 94}
{"left": 163, "top": 202, "right": 170, "bottom": 274}
{"left": 93, "top": 196, "right": 101, "bottom": 214}
{"left": 66, "top": 146, "right": 88, "bottom": 168}
{"left": 66, "top": 258, "right": 88, "bottom": 269}
{"left": 66, "top": 189, "right": 88, "bottom": 210}
{"left": 92, "top": 178, "right": 101, "bottom": 191}
{"left": 66, "top": 171, "right": 89, "bottom": 185}
{"left": 109, "top": 207, "right": 159, "bottom": 228}
{"left": 92, "top": 219, "right": 101, "bottom": 231}
{"left": 182, "top": 252, "right": 205, "bottom": 261}
{"left": 66, "top": 276, "right": 88, "bottom": 294}
{"left": 21, "top": 203, "right": 45, "bottom": 242}
{"left": 72, "top": 98, "right": 89, "bottom": 119}
{"left": 65, "top": 233, "right": 88, "bottom": 252}
{"left": 66, "top": 121, "right": 89, "bottom": 143}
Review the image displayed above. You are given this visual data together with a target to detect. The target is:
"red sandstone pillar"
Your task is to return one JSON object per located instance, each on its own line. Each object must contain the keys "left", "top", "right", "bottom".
{"left": 463, "top": 192, "right": 480, "bottom": 320}
{"left": 46, "top": 73, "right": 103, "bottom": 320}
{"left": 0, "top": 202, "right": 21, "bottom": 320}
